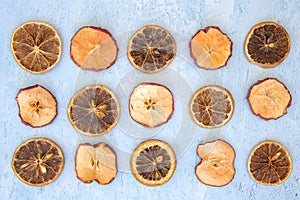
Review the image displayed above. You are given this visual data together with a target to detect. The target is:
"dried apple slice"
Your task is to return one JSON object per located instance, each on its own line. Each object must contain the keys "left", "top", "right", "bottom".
{"left": 129, "top": 83, "right": 174, "bottom": 128}
{"left": 195, "top": 140, "right": 235, "bottom": 187}
{"left": 75, "top": 142, "right": 117, "bottom": 185}
{"left": 248, "top": 140, "right": 292, "bottom": 186}
{"left": 190, "top": 26, "right": 232, "bottom": 70}
{"left": 247, "top": 78, "right": 291, "bottom": 120}
{"left": 70, "top": 26, "right": 118, "bottom": 71}
{"left": 244, "top": 21, "right": 290, "bottom": 68}
{"left": 16, "top": 84, "right": 57, "bottom": 128}
{"left": 130, "top": 139, "right": 176, "bottom": 186}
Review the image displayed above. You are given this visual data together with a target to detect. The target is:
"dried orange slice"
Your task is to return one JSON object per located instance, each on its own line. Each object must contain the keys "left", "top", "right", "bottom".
{"left": 248, "top": 140, "right": 292, "bottom": 186}
{"left": 11, "top": 21, "right": 61, "bottom": 74}
{"left": 16, "top": 84, "right": 57, "bottom": 128}
{"left": 70, "top": 26, "right": 118, "bottom": 71}
{"left": 195, "top": 140, "right": 235, "bottom": 187}
{"left": 190, "top": 85, "right": 234, "bottom": 128}
{"left": 130, "top": 139, "right": 176, "bottom": 186}
{"left": 12, "top": 138, "right": 64, "bottom": 186}
{"left": 67, "top": 85, "right": 120, "bottom": 136}
{"left": 244, "top": 21, "right": 290, "bottom": 68}
{"left": 190, "top": 26, "right": 232, "bottom": 70}
{"left": 128, "top": 25, "right": 176, "bottom": 73}
{"left": 75, "top": 142, "right": 117, "bottom": 184}
{"left": 247, "top": 78, "right": 291, "bottom": 120}
{"left": 129, "top": 83, "right": 174, "bottom": 128}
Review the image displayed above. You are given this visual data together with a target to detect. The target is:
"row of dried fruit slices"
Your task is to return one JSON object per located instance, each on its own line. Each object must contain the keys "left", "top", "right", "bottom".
{"left": 10, "top": 20, "right": 292, "bottom": 187}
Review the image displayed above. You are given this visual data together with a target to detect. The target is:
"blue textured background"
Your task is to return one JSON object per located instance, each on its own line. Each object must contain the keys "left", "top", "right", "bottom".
{"left": 1, "top": 0, "right": 300, "bottom": 199}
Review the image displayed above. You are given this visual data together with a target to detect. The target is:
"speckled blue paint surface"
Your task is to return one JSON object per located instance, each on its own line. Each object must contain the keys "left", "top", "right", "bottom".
{"left": 1, "top": 0, "right": 300, "bottom": 199}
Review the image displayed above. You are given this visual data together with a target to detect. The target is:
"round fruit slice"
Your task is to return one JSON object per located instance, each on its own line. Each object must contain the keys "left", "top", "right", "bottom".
{"left": 129, "top": 83, "right": 174, "bottom": 128}
{"left": 195, "top": 140, "right": 235, "bottom": 187}
{"left": 248, "top": 140, "right": 292, "bottom": 186}
{"left": 67, "top": 84, "right": 120, "bottom": 136}
{"left": 247, "top": 78, "right": 291, "bottom": 120}
{"left": 16, "top": 84, "right": 57, "bottom": 128}
{"left": 70, "top": 26, "right": 118, "bottom": 71}
{"left": 127, "top": 25, "right": 176, "bottom": 73}
{"left": 12, "top": 138, "right": 64, "bottom": 186}
{"left": 130, "top": 139, "right": 176, "bottom": 186}
{"left": 244, "top": 21, "right": 290, "bottom": 68}
{"left": 11, "top": 21, "right": 61, "bottom": 74}
{"left": 75, "top": 142, "right": 117, "bottom": 184}
{"left": 190, "top": 26, "right": 232, "bottom": 70}
{"left": 190, "top": 85, "right": 234, "bottom": 128}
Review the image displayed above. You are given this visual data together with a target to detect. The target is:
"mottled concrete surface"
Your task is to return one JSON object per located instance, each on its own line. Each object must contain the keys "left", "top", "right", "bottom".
{"left": 1, "top": 0, "right": 300, "bottom": 199}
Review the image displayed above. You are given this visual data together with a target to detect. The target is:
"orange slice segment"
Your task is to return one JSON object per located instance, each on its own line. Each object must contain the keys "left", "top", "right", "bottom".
{"left": 70, "top": 26, "right": 118, "bottom": 71}
{"left": 190, "top": 26, "right": 232, "bottom": 70}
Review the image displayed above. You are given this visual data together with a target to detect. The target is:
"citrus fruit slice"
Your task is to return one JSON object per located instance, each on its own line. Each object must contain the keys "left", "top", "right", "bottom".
{"left": 130, "top": 139, "right": 176, "bottom": 186}
{"left": 11, "top": 21, "right": 61, "bottom": 74}
{"left": 195, "top": 140, "right": 235, "bottom": 187}
{"left": 190, "top": 26, "right": 232, "bottom": 70}
{"left": 75, "top": 142, "right": 117, "bottom": 184}
{"left": 16, "top": 84, "right": 57, "bottom": 128}
{"left": 12, "top": 138, "right": 64, "bottom": 186}
{"left": 248, "top": 140, "right": 292, "bottom": 186}
{"left": 190, "top": 85, "right": 234, "bottom": 128}
{"left": 127, "top": 25, "right": 176, "bottom": 73}
{"left": 67, "top": 84, "right": 120, "bottom": 136}
{"left": 247, "top": 78, "right": 291, "bottom": 120}
{"left": 70, "top": 26, "right": 118, "bottom": 71}
{"left": 244, "top": 21, "right": 290, "bottom": 68}
{"left": 129, "top": 83, "right": 174, "bottom": 128}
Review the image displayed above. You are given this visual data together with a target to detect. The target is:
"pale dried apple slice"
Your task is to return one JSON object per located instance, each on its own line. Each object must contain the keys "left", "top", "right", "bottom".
{"left": 129, "top": 83, "right": 174, "bottom": 128}
{"left": 75, "top": 142, "right": 117, "bottom": 184}
{"left": 195, "top": 140, "right": 235, "bottom": 187}
{"left": 247, "top": 78, "right": 291, "bottom": 120}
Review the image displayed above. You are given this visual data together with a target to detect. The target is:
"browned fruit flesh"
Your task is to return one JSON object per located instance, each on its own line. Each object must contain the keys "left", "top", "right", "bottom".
{"left": 75, "top": 142, "right": 117, "bottom": 184}
{"left": 67, "top": 85, "right": 120, "bottom": 136}
{"left": 70, "top": 26, "right": 118, "bottom": 71}
{"left": 247, "top": 78, "right": 291, "bottom": 120}
{"left": 130, "top": 140, "right": 176, "bottom": 186}
{"left": 195, "top": 140, "right": 235, "bottom": 186}
{"left": 190, "top": 26, "right": 232, "bottom": 70}
{"left": 16, "top": 84, "right": 57, "bottom": 128}
{"left": 245, "top": 22, "right": 290, "bottom": 68}
{"left": 190, "top": 86, "right": 234, "bottom": 128}
{"left": 12, "top": 138, "right": 64, "bottom": 186}
{"left": 129, "top": 83, "right": 174, "bottom": 128}
{"left": 128, "top": 25, "right": 176, "bottom": 73}
{"left": 11, "top": 22, "right": 61, "bottom": 73}
{"left": 248, "top": 141, "right": 292, "bottom": 185}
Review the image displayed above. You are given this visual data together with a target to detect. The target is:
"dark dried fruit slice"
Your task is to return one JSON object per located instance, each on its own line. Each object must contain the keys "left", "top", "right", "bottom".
{"left": 190, "top": 85, "right": 234, "bottom": 128}
{"left": 195, "top": 140, "right": 235, "bottom": 187}
{"left": 247, "top": 78, "right": 291, "bottom": 120}
{"left": 190, "top": 26, "right": 232, "bottom": 70}
{"left": 128, "top": 25, "right": 176, "bottom": 73}
{"left": 244, "top": 21, "right": 290, "bottom": 68}
{"left": 248, "top": 140, "right": 292, "bottom": 186}
{"left": 11, "top": 21, "right": 61, "bottom": 74}
{"left": 67, "top": 84, "right": 120, "bottom": 136}
{"left": 75, "top": 142, "right": 117, "bottom": 184}
{"left": 70, "top": 26, "right": 118, "bottom": 71}
{"left": 16, "top": 84, "right": 57, "bottom": 128}
{"left": 129, "top": 83, "right": 174, "bottom": 128}
{"left": 12, "top": 138, "right": 64, "bottom": 186}
{"left": 130, "top": 139, "right": 176, "bottom": 186}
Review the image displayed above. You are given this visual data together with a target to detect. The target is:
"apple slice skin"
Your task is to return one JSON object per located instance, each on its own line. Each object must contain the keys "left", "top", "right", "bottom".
{"left": 70, "top": 26, "right": 119, "bottom": 72}
{"left": 246, "top": 78, "right": 292, "bottom": 120}
{"left": 75, "top": 142, "right": 118, "bottom": 185}
{"left": 195, "top": 139, "right": 236, "bottom": 187}
{"left": 189, "top": 26, "right": 233, "bottom": 70}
